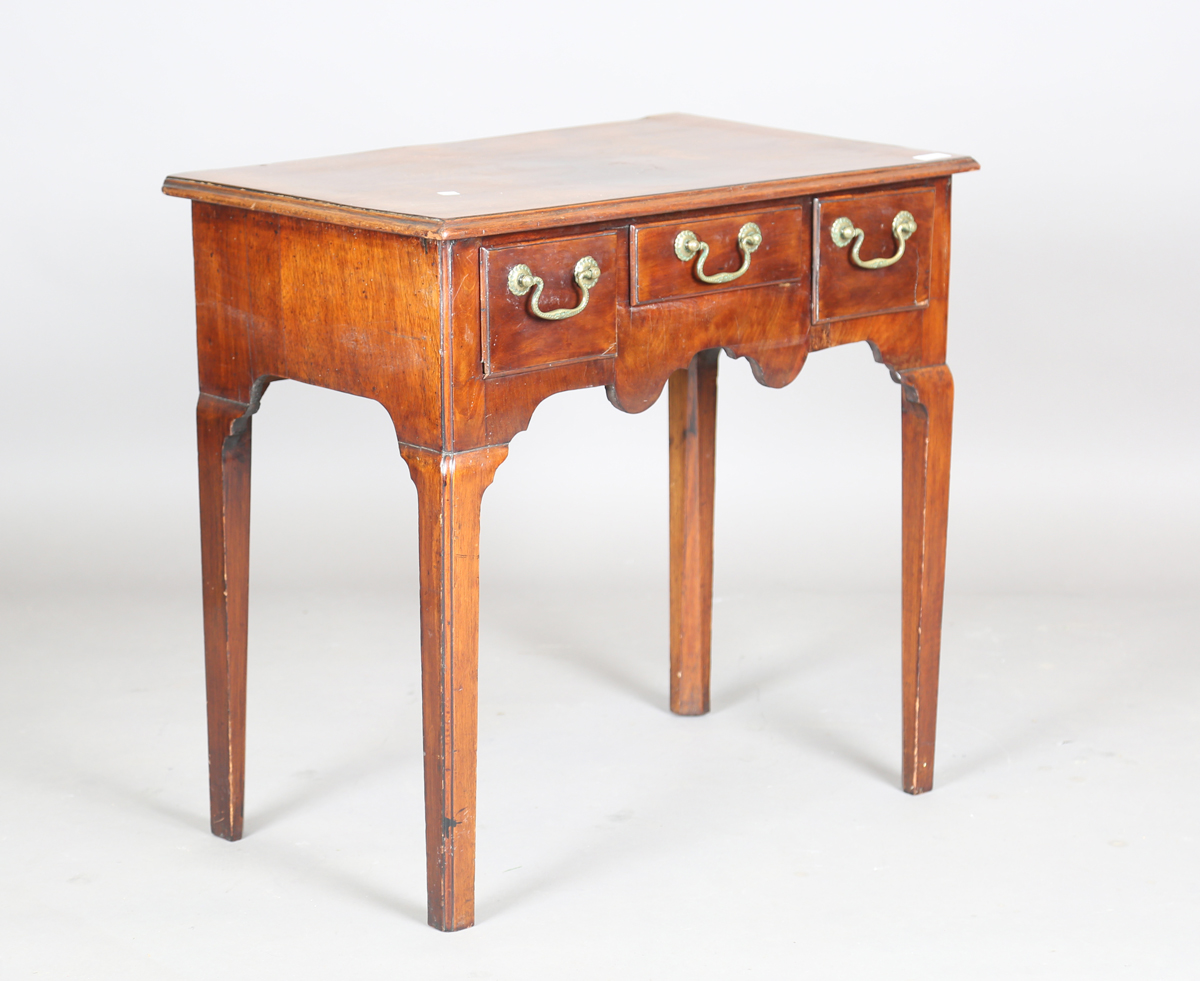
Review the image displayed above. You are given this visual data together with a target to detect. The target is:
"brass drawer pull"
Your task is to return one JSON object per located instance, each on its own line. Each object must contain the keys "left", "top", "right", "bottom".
{"left": 830, "top": 211, "right": 917, "bottom": 269}
{"left": 674, "top": 222, "right": 762, "bottom": 284}
{"left": 508, "top": 256, "right": 601, "bottom": 320}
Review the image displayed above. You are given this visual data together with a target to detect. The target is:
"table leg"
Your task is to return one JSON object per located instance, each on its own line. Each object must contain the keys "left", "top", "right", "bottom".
{"left": 197, "top": 394, "right": 253, "bottom": 841}
{"left": 898, "top": 365, "right": 953, "bottom": 794}
{"left": 400, "top": 444, "right": 508, "bottom": 931}
{"left": 669, "top": 349, "right": 719, "bottom": 716}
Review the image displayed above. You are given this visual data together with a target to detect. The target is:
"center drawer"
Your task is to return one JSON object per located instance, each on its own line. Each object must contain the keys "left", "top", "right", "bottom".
{"left": 630, "top": 207, "right": 805, "bottom": 305}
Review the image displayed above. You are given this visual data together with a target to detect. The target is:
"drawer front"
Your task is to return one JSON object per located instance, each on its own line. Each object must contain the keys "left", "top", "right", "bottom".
{"left": 813, "top": 188, "right": 935, "bottom": 323}
{"left": 631, "top": 207, "right": 805, "bottom": 305}
{"left": 482, "top": 232, "right": 619, "bottom": 376}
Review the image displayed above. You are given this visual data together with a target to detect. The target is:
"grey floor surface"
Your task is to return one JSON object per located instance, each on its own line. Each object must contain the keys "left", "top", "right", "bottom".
{"left": 2, "top": 583, "right": 1196, "bottom": 979}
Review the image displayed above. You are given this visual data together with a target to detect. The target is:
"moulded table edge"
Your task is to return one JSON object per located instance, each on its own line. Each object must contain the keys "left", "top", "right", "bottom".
{"left": 161, "top": 157, "right": 979, "bottom": 241}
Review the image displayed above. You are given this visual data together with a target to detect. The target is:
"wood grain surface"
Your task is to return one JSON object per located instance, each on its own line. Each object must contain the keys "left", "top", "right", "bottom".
{"left": 164, "top": 114, "right": 978, "bottom": 239}
{"left": 400, "top": 444, "right": 509, "bottom": 931}
{"left": 898, "top": 365, "right": 953, "bottom": 794}
{"left": 669, "top": 351, "right": 719, "bottom": 715}
{"left": 196, "top": 394, "right": 253, "bottom": 842}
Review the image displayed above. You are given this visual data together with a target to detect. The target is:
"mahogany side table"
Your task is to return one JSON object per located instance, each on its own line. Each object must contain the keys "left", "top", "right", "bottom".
{"left": 163, "top": 114, "right": 977, "bottom": 931}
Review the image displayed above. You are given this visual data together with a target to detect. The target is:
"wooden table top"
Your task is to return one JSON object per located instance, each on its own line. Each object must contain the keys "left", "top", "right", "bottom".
{"left": 163, "top": 113, "right": 978, "bottom": 240}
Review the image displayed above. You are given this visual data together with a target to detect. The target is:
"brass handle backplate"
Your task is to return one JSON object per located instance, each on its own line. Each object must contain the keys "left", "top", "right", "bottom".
{"left": 674, "top": 222, "right": 762, "bottom": 284}
{"left": 507, "top": 255, "right": 601, "bottom": 320}
{"left": 830, "top": 211, "right": 917, "bottom": 269}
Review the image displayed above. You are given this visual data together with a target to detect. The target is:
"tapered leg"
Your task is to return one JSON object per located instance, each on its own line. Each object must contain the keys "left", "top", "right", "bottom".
{"left": 898, "top": 365, "right": 954, "bottom": 794}
{"left": 669, "top": 349, "right": 719, "bottom": 716}
{"left": 197, "top": 394, "right": 253, "bottom": 840}
{"left": 400, "top": 444, "right": 508, "bottom": 931}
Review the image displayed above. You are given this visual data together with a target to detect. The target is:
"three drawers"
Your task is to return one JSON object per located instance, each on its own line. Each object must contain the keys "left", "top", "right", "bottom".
{"left": 482, "top": 188, "right": 937, "bottom": 375}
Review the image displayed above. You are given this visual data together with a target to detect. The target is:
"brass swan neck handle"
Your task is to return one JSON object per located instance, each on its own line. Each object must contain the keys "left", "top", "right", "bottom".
{"left": 830, "top": 211, "right": 917, "bottom": 270}
{"left": 507, "top": 256, "right": 601, "bottom": 320}
{"left": 674, "top": 222, "right": 762, "bottom": 284}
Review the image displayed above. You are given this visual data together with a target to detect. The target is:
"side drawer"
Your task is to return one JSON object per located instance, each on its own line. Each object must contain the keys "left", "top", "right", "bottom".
{"left": 631, "top": 207, "right": 805, "bottom": 305}
{"left": 482, "top": 232, "right": 619, "bottom": 376}
{"left": 813, "top": 188, "right": 935, "bottom": 323}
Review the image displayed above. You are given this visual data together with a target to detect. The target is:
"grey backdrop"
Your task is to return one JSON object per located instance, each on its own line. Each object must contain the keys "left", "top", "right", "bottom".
{"left": 2, "top": 1, "right": 1197, "bottom": 977}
